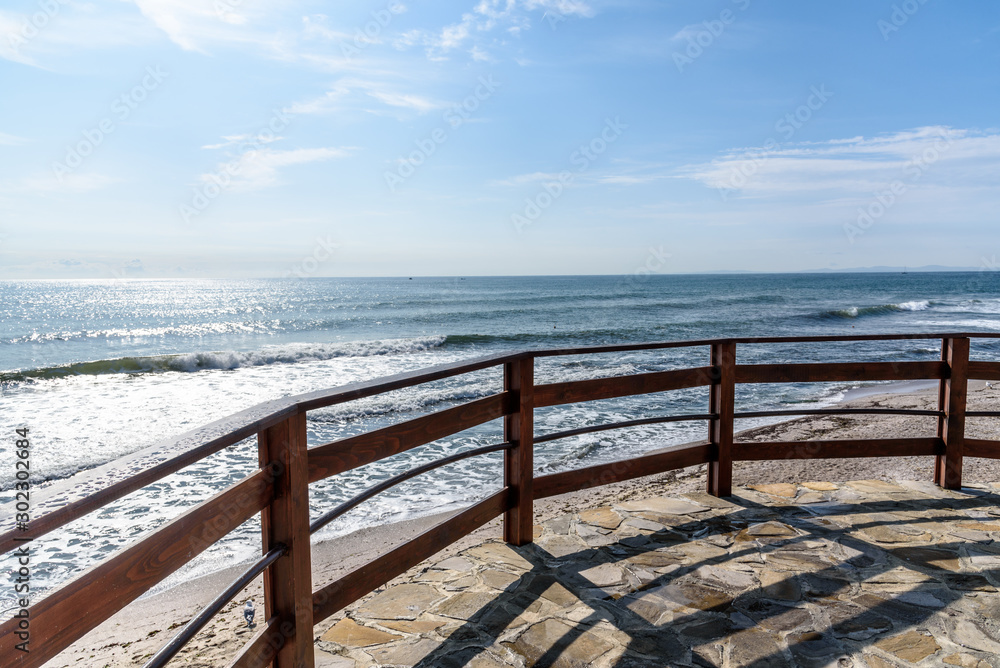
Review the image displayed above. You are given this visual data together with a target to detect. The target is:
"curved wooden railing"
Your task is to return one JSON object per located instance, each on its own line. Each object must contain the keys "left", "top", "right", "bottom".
{"left": 3, "top": 333, "right": 1000, "bottom": 667}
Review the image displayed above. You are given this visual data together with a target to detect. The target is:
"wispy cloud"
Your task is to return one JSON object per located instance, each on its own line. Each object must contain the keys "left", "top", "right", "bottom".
{"left": 0, "top": 11, "right": 39, "bottom": 66}
{"left": 2, "top": 3, "right": 166, "bottom": 67}
{"left": 491, "top": 171, "right": 565, "bottom": 186}
{"left": 0, "top": 132, "right": 27, "bottom": 145}
{"left": 201, "top": 134, "right": 284, "bottom": 150}
{"left": 130, "top": 0, "right": 287, "bottom": 53}
{"left": 290, "top": 79, "right": 444, "bottom": 116}
{"left": 680, "top": 127, "right": 1000, "bottom": 196}
{"left": 397, "top": 0, "right": 595, "bottom": 61}
{"left": 201, "top": 146, "right": 351, "bottom": 190}
{"left": 19, "top": 172, "right": 120, "bottom": 194}
{"left": 366, "top": 90, "right": 445, "bottom": 112}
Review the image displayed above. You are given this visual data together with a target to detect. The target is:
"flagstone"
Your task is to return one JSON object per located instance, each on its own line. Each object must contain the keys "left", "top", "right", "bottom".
{"left": 802, "top": 481, "right": 839, "bottom": 491}
{"left": 320, "top": 618, "right": 402, "bottom": 647}
{"left": 943, "top": 652, "right": 993, "bottom": 668}
{"left": 465, "top": 542, "right": 533, "bottom": 570}
{"left": 617, "top": 497, "right": 710, "bottom": 516}
{"left": 506, "top": 618, "right": 614, "bottom": 668}
{"left": 759, "top": 569, "right": 802, "bottom": 601}
{"left": 433, "top": 556, "right": 475, "bottom": 572}
{"left": 379, "top": 617, "right": 448, "bottom": 635}
{"left": 578, "top": 507, "right": 623, "bottom": 529}
{"left": 749, "top": 483, "right": 799, "bottom": 498}
{"left": 480, "top": 569, "right": 520, "bottom": 591}
{"left": 355, "top": 584, "right": 445, "bottom": 621}
{"left": 366, "top": 638, "right": 440, "bottom": 666}
{"left": 433, "top": 591, "right": 498, "bottom": 620}
{"left": 875, "top": 630, "right": 940, "bottom": 662}
{"left": 847, "top": 480, "right": 907, "bottom": 494}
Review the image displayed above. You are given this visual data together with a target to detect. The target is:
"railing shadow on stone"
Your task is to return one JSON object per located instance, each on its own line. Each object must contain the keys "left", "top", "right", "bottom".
{"left": 2, "top": 333, "right": 1000, "bottom": 667}
{"left": 405, "top": 489, "right": 1000, "bottom": 668}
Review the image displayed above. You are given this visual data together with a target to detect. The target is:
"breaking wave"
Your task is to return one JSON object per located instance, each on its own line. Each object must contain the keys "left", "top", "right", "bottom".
{"left": 1, "top": 337, "right": 448, "bottom": 383}
{"left": 817, "top": 300, "right": 932, "bottom": 319}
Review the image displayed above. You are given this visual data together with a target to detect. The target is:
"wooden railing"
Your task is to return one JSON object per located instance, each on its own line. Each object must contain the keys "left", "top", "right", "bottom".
{"left": 3, "top": 333, "right": 1000, "bottom": 668}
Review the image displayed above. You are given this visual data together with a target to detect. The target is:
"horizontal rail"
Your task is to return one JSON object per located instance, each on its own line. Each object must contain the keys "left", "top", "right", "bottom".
{"left": 226, "top": 615, "right": 283, "bottom": 668}
{"left": 310, "top": 442, "right": 512, "bottom": 534}
{"left": 529, "top": 332, "right": 1000, "bottom": 358}
{"left": 534, "top": 414, "right": 716, "bottom": 444}
{"left": 534, "top": 366, "right": 713, "bottom": 407}
{"left": 312, "top": 488, "right": 510, "bottom": 624}
{"left": 295, "top": 352, "right": 518, "bottom": 412}
{"left": 534, "top": 441, "right": 712, "bottom": 499}
{"left": 965, "top": 438, "right": 1000, "bottom": 459}
{"left": 733, "top": 437, "right": 942, "bottom": 461}
{"left": 968, "top": 360, "right": 1000, "bottom": 380}
{"left": 734, "top": 408, "right": 943, "bottom": 419}
{"left": 735, "top": 361, "right": 946, "bottom": 384}
{"left": 308, "top": 392, "right": 512, "bottom": 483}
{"left": 0, "top": 469, "right": 274, "bottom": 667}
{"left": 144, "top": 544, "right": 288, "bottom": 668}
{"left": 0, "top": 406, "right": 296, "bottom": 558}
{"left": 966, "top": 411, "right": 1000, "bottom": 417}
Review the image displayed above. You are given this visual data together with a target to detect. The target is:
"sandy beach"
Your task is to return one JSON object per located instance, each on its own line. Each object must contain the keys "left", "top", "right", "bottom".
{"left": 43, "top": 381, "right": 1000, "bottom": 667}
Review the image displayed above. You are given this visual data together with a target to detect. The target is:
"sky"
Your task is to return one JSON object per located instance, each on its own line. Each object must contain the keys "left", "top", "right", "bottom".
{"left": 0, "top": 0, "right": 998, "bottom": 278}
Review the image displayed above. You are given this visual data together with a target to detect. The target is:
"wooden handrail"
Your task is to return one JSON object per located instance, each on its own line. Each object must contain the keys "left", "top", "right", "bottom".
{"left": 4, "top": 333, "right": 1000, "bottom": 667}
{"left": 735, "top": 360, "right": 946, "bottom": 384}
{"left": 533, "top": 366, "right": 714, "bottom": 407}
{"left": 307, "top": 392, "right": 512, "bottom": 483}
{"left": 0, "top": 469, "right": 274, "bottom": 666}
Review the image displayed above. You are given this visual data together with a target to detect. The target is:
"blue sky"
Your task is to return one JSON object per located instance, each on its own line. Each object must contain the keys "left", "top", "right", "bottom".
{"left": 1, "top": 0, "right": 998, "bottom": 277}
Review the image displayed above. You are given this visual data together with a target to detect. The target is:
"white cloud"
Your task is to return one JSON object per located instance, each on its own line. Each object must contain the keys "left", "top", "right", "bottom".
{"left": 202, "top": 133, "right": 284, "bottom": 150}
{"left": 0, "top": 132, "right": 27, "bottom": 145}
{"left": 522, "top": 0, "right": 594, "bottom": 18}
{"left": 287, "top": 87, "right": 351, "bottom": 115}
{"left": 398, "top": 0, "right": 594, "bottom": 60}
{"left": 491, "top": 171, "right": 565, "bottom": 186}
{"left": 290, "top": 79, "right": 443, "bottom": 116}
{"left": 202, "top": 146, "right": 350, "bottom": 190}
{"left": 366, "top": 90, "right": 444, "bottom": 113}
{"left": 680, "top": 127, "right": 1000, "bottom": 197}
{"left": 130, "top": 0, "right": 287, "bottom": 53}
{"left": 1, "top": 5, "right": 166, "bottom": 67}
{"left": 19, "top": 172, "right": 120, "bottom": 194}
{"left": 0, "top": 11, "right": 39, "bottom": 66}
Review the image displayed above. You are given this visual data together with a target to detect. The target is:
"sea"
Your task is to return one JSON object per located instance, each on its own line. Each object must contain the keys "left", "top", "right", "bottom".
{"left": 2, "top": 272, "right": 999, "bottom": 608}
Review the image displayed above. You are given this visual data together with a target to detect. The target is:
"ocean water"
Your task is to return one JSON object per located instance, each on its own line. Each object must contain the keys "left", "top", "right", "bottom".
{"left": 2, "top": 272, "right": 999, "bottom": 605}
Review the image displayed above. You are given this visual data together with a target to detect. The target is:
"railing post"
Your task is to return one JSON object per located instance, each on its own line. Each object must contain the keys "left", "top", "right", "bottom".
{"left": 504, "top": 356, "right": 534, "bottom": 546}
{"left": 708, "top": 341, "right": 736, "bottom": 497}
{"left": 258, "top": 412, "right": 315, "bottom": 668}
{"left": 935, "top": 337, "right": 969, "bottom": 490}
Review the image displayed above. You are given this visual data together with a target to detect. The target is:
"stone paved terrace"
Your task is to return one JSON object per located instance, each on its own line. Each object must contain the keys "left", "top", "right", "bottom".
{"left": 314, "top": 480, "right": 1000, "bottom": 668}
